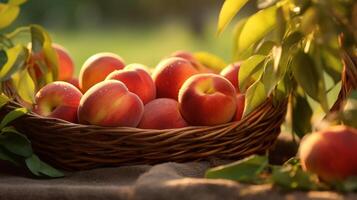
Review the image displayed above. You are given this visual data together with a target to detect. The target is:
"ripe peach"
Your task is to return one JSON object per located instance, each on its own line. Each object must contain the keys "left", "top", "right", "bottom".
{"left": 78, "top": 80, "right": 144, "bottom": 127}
{"left": 171, "top": 50, "right": 214, "bottom": 73}
{"left": 220, "top": 62, "right": 241, "bottom": 93}
{"left": 79, "top": 53, "right": 125, "bottom": 93}
{"left": 138, "top": 98, "right": 188, "bottom": 129}
{"left": 125, "top": 63, "right": 152, "bottom": 73}
{"left": 234, "top": 94, "right": 245, "bottom": 121}
{"left": 106, "top": 64, "right": 156, "bottom": 104}
{"left": 28, "top": 43, "right": 74, "bottom": 81}
{"left": 52, "top": 44, "right": 74, "bottom": 81}
{"left": 65, "top": 77, "right": 80, "bottom": 89}
{"left": 152, "top": 57, "right": 198, "bottom": 100}
{"left": 178, "top": 74, "right": 237, "bottom": 126}
{"left": 33, "top": 81, "right": 82, "bottom": 123}
{"left": 299, "top": 125, "right": 357, "bottom": 182}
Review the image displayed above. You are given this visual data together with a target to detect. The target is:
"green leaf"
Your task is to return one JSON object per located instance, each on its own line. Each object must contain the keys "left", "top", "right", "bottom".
{"left": 193, "top": 51, "right": 227, "bottom": 72}
{"left": 274, "top": 7, "right": 286, "bottom": 42}
{"left": 217, "top": 0, "right": 250, "bottom": 35}
{"left": 0, "top": 93, "right": 10, "bottom": 109}
{"left": 0, "top": 126, "right": 32, "bottom": 157}
{"left": 0, "top": 45, "right": 28, "bottom": 81}
{"left": 0, "top": 3, "right": 19, "bottom": 29}
{"left": 12, "top": 69, "right": 35, "bottom": 104}
{"left": 300, "top": 7, "right": 318, "bottom": 35}
{"left": 243, "top": 80, "right": 267, "bottom": 117}
{"left": 257, "top": 0, "right": 278, "bottom": 9}
{"left": 283, "top": 32, "right": 304, "bottom": 49}
{"left": 30, "top": 25, "right": 59, "bottom": 83}
{"left": 0, "top": 146, "right": 19, "bottom": 165}
{"left": 321, "top": 48, "right": 343, "bottom": 83}
{"left": 341, "top": 90, "right": 357, "bottom": 129}
{"left": 0, "top": 50, "right": 7, "bottom": 67}
{"left": 25, "top": 154, "right": 64, "bottom": 177}
{"left": 272, "top": 45, "right": 282, "bottom": 74}
{"left": 238, "top": 55, "right": 266, "bottom": 92}
{"left": 255, "top": 41, "right": 276, "bottom": 55}
{"left": 261, "top": 59, "right": 282, "bottom": 95}
{"left": 292, "top": 94, "right": 312, "bottom": 138}
{"left": 237, "top": 6, "right": 278, "bottom": 54}
{"left": 272, "top": 158, "right": 321, "bottom": 190}
{"left": 205, "top": 155, "right": 268, "bottom": 183}
{"left": 233, "top": 18, "right": 249, "bottom": 59}
{"left": 0, "top": 107, "right": 27, "bottom": 129}
{"left": 291, "top": 51, "right": 328, "bottom": 112}
{"left": 333, "top": 177, "right": 357, "bottom": 192}
{"left": 8, "top": 0, "right": 26, "bottom": 6}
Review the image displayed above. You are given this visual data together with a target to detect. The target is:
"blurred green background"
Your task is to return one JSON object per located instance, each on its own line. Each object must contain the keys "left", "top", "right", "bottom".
{"left": 10, "top": 0, "right": 255, "bottom": 75}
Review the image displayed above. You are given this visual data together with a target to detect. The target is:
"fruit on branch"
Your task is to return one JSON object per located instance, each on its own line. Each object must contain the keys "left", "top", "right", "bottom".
{"left": 220, "top": 62, "right": 241, "bottom": 93}
{"left": 171, "top": 50, "right": 213, "bottom": 73}
{"left": 138, "top": 98, "right": 188, "bottom": 129}
{"left": 179, "top": 73, "right": 237, "bottom": 126}
{"left": 106, "top": 64, "right": 156, "bottom": 104}
{"left": 299, "top": 125, "right": 357, "bottom": 182}
{"left": 152, "top": 57, "right": 198, "bottom": 100}
{"left": 33, "top": 81, "right": 82, "bottom": 123}
{"left": 77, "top": 80, "right": 144, "bottom": 127}
{"left": 234, "top": 94, "right": 245, "bottom": 121}
{"left": 79, "top": 53, "right": 125, "bottom": 93}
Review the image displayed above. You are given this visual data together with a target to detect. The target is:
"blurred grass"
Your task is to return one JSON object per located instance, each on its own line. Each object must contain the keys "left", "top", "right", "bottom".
{"left": 49, "top": 21, "right": 235, "bottom": 76}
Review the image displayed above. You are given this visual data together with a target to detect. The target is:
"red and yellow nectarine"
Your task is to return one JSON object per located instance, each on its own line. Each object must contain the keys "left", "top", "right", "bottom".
{"left": 171, "top": 50, "right": 214, "bottom": 74}
{"left": 299, "top": 125, "right": 357, "bottom": 182}
{"left": 33, "top": 81, "right": 82, "bottom": 123}
{"left": 79, "top": 53, "right": 125, "bottom": 93}
{"left": 152, "top": 57, "right": 198, "bottom": 100}
{"left": 77, "top": 80, "right": 144, "bottom": 127}
{"left": 52, "top": 44, "right": 74, "bottom": 81}
{"left": 138, "top": 98, "right": 188, "bottom": 129}
{"left": 234, "top": 94, "right": 245, "bottom": 121}
{"left": 65, "top": 77, "right": 80, "bottom": 89}
{"left": 29, "top": 43, "right": 74, "bottom": 82}
{"left": 178, "top": 73, "right": 237, "bottom": 126}
{"left": 106, "top": 64, "right": 156, "bottom": 104}
{"left": 220, "top": 62, "right": 241, "bottom": 93}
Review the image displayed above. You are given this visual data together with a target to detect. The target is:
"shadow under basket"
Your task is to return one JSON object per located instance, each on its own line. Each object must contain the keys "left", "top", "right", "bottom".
{"left": 0, "top": 95, "right": 287, "bottom": 171}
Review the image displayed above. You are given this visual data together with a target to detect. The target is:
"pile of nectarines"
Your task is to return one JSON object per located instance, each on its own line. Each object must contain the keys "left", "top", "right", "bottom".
{"left": 32, "top": 45, "right": 246, "bottom": 129}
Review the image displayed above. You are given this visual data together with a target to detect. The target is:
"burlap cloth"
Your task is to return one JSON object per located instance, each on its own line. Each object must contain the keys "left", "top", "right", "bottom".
{"left": 0, "top": 134, "right": 355, "bottom": 200}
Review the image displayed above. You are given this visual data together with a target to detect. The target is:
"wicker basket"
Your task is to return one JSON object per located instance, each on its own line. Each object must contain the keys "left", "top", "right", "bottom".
{"left": 0, "top": 51, "right": 355, "bottom": 171}
{"left": 0, "top": 96, "right": 287, "bottom": 171}
{"left": 330, "top": 51, "right": 357, "bottom": 111}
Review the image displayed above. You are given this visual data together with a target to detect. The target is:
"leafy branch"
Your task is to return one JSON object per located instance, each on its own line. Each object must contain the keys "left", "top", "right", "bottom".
{"left": 0, "top": 0, "right": 63, "bottom": 177}
{"left": 0, "top": 94, "right": 63, "bottom": 177}
{"left": 206, "top": 154, "right": 357, "bottom": 192}
{"left": 217, "top": 0, "right": 356, "bottom": 138}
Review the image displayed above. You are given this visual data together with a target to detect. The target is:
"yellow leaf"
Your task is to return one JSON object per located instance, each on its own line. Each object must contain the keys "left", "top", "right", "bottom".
{"left": 0, "top": 44, "right": 28, "bottom": 81}
{"left": 8, "top": 0, "right": 27, "bottom": 6}
{"left": 193, "top": 52, "right": 227, "bottom": 72}
{"left": 237, "top": 6, "right": 277, "bottom": 53}
{"left": 0, "top": 3, "right": 19, "bottom": 29}
{"left": 217, "top": 0, "right": 250, "bottom": 35}
{"left": 30, "top": 25, "right": 59, "bottom": 82}
{"left": 12, "top": 69, "right": 35, "bottom": 104}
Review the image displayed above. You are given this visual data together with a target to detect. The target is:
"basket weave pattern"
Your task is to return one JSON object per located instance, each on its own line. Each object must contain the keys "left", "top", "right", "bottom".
{"left": 2, "top": 98, "right": 287, "bottom": 171}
